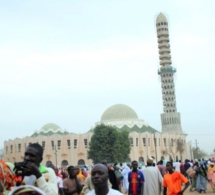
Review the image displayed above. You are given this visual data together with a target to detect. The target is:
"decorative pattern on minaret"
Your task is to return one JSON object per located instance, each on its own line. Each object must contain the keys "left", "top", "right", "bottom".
{"left": 156, "top": 13, "right": 182, "bottom": 134}
{"left": 156, "top": 13, "right": 177, "bottom": 113}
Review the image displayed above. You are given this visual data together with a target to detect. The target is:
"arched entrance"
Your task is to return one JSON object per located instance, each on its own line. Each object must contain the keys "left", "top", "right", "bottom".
{"left": 78, "top": 159, "right": 85, "bottom": 166}
{"left": 46, "top": 161, "right": 53, "bottom": 167}
{"left": 139, "top": 157, "right": 144, "bottom": 166}
{"left": 61, "top": 160, "right": 68, "bottom": 167}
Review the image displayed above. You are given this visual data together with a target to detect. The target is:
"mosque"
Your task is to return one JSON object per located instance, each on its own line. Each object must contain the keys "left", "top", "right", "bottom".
{"left": 3, "top": 13, "right": 193, "bottom": 166}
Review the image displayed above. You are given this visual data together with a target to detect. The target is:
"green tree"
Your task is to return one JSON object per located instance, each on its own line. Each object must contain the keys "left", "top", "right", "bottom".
{"left": 113, "top": 130, "right": 131, "bottom": 163}
{"left": 87, "top": 124, "right": 131, "bottom": 164}
{"left": 192, "top": 147, "right": 207, "bottom": 159}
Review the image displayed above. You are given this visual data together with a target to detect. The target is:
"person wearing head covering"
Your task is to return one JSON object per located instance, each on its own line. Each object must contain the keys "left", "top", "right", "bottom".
{"left": 207, "top": 162, "right": 215, "bottom": 192}
{"left": 141, "top": 158, "right": 163, "bottom": 195}
{"left": 189, "top": 161, "right": 199, "bottom": 192}
{"left": 0, "top": 159, "right": 16, "bottom": 195}
{"left": 121, "top": 163, "right": 130, "bottom": 193}
{"left": 196, "top": 161, "right": 207, "bottom": 193}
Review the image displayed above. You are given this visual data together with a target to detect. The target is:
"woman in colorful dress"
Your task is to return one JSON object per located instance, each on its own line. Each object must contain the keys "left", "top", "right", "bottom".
{"left": 196, "top": 161, "right": 207, "bottom": 193}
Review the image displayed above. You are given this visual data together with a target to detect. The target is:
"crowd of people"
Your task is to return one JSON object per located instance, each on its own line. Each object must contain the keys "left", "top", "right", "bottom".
{"left": 0, "top": 143, "right": 215, "bottom": 195}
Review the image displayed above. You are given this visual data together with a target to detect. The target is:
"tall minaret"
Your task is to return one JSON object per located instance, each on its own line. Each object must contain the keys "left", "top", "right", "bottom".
{"left": 156, "top": 13, "right": 182, "bottom": 134}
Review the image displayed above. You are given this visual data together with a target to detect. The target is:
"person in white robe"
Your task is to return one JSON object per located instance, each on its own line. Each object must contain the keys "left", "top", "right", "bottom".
{"left": 142, "top": 158, "right": 163, "bottom": 195}
{"left": 121, "top": 164, "right": 130, "bottom": 193}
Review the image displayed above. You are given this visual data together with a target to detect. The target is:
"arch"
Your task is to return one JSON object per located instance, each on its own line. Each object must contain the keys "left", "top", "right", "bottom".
{"left": 139, "top": 157, "right": 144, "bottom": 166}
{"left": 78, "top": 159, "right": 85, "bottom": 166}
{"left": 46, "top": 161, "right": 53, "bottom": 167}
{"left": 61, "top": 160, "right": 69, "bottom": 167}
{"left": 139, "top": 157, "right": 144, "bottom": 162}
{"left": 176, "top": 155, "right": 179, "bottom": 161}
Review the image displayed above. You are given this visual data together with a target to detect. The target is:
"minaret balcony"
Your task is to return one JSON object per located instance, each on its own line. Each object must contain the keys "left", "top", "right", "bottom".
{"left": 158, "top": 37, "right": 169, "bottom": 43}
{"left": 157, "top": 31, "right": 169, "bottom": 37}
{"left": 158, "top": 43, "right": 170, "bottom": 49}
{"left": 159, "top": 54, "right": 171, "bottom": 60}
{"left": 159, "top": 48, "right": 170, "bottom": 54}
{"left": 160, "top": 59, "right": 172, "bottom": 65}
{"left": 158, "top": 66, "right": 176, "bottom": 75}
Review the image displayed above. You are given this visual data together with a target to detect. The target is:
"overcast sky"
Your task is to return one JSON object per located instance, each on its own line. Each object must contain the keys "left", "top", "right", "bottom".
{"left": 0, "top": 0, "right": 215, "bottom": 154}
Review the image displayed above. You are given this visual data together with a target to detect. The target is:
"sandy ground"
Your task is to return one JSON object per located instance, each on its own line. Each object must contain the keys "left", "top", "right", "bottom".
{"left": 121, "top": 182, "right": 215, "bottom": 194}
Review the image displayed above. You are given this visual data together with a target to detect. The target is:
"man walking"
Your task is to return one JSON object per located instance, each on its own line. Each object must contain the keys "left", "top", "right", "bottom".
{"left": 87, "top": 163, "right": 123, "bottom": 195}
{"left": 142, "top": 157, "right": 163, "bottom": 195}
{"left": 63, "top": 166, "right": 83, "bottom": 195}
{"left": 163, "top": 161, "right": 190, "bottom": 195}
{"left": 128, "top": 161, "right": 144, "bottom": 195}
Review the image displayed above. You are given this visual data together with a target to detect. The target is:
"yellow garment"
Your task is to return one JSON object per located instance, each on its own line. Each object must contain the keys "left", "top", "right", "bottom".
{"left": 209, "top": 165, "right": 215, "bottom": 171}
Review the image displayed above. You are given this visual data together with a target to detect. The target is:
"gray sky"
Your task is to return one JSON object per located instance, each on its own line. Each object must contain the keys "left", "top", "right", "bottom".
{"left": 0, "top": 0, "right": 215, "bottom": 154}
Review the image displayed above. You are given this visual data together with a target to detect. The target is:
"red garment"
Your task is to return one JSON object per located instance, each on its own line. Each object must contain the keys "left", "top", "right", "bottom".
{"left": 131, "top": 172, "right": 138, "bottom": 195}
{"left": 180, "top": 163, "right": 184, "bottom": 174}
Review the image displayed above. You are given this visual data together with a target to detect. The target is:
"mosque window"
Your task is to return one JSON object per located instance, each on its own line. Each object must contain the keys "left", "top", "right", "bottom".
{"left": 129, "top": 138, "right": 133, "bottom": 146}
{"left": 171, "top": 139, "right": 174, "bottom": 146}
{"left": 51, "top": 140, "right": 54, "bottom": 150}
{"left": 84, "top": 139, "right": 88, "bottom": 148}
{"left": 164, "top": 138, "right": 167, "bottom": 146}
{"left": 74, "top": 139, "right": 77, "bottom": 148}
{"left": 42, "top": 141, "right": 45, "bottom": 149}
{"left": 18, "top": 143, "right": 21, "bottom": 152}
{"left": 57, "top": 140, "right": 61, "bottom": 149}
{"left": 67, "top": 140, "right": 71, "bottom": 149}
{"left": 136, "top": 138, "right": 138, "bottom": 146}
{"left": 142, "top": 138, "right": 146, "bottom": 146}
{"left": 10, "top": 145, "right": 13, "bottom": 153}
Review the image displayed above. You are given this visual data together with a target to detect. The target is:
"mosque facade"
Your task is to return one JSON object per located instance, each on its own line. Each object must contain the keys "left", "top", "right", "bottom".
{"left": 3, "top": 13, "right": 193, "bottom": 166}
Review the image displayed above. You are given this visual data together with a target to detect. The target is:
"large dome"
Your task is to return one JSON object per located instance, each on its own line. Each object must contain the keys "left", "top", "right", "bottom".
{"left": 101, "top": 104, "right": 138, "bottom": 121}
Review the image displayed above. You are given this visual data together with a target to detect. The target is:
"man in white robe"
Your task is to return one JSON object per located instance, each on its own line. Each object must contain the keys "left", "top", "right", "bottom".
{"left": 142, "top": 158, "right": 163, "bottom": 195}
{"left": 121, "top": 164, "right": 130, "bottom": 193}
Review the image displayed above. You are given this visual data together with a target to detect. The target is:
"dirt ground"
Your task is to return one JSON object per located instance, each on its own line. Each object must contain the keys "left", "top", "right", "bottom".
{"left": 121, "top": 182, "right": 214, "bottom": 194}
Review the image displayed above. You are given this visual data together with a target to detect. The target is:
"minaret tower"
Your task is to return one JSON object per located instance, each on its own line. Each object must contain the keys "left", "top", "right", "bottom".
{"left": 156, "top": 13, "right": 182, "bottom": 133}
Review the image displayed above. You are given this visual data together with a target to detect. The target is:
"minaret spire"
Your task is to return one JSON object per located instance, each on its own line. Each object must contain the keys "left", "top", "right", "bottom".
{"left": 156, "top": 13, "right": 182, "bottom": 133}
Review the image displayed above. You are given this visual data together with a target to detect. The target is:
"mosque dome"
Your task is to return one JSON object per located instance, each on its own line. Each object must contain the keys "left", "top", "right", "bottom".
{"left": 40, "top": 123, "right": 62, "bottom": 132}
{"left": 156, "top": 12, "right": 168, "bottom": 23}
{"left": 92, "top": 104, "right": 157, "bottom": 133}
{"left": 31, "top": 123, "right": 68, "bottom": 137}
{"left": 101, "top": 104, "right": 138, "bottom": 122}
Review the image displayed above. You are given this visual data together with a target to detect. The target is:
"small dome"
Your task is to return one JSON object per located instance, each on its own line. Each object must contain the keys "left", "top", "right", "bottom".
{"left": 31, "top": 123, "right": 69, "bottom": 137}
{"left": 156, "top": 12, "right": 168, "bottom": 24}
{"left": 101, "top": 104, "right": 138, "bottom": 121}
{"left": 40, "top": 123, "right": 62, "bottom": 132}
